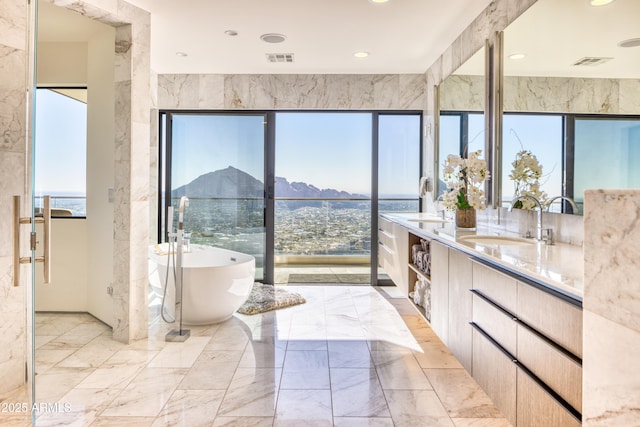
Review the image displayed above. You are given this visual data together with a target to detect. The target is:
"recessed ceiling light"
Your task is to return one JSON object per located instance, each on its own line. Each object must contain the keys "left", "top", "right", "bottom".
{"left": 589, "top": 0, "right": 614, "bottom": 6}
{"left": 175, "top": 51, "right": 188, "bottom": 57}
{"left": 369, "top": 0, "right": 390, "bottom": 3}
{"left": 509, "top": 53, "right": 526, "bottom": 60}
{"left": 260, "top": 33, "right": 286, "bottom": 43}
{"left": 354, "top": 51, "right": 369, "bottom": 58}
{"left": 618, "top": 38, "right": 640, "bottom": 48}
{"left": 224, "top": 30, "right": 238, "bottom": 36}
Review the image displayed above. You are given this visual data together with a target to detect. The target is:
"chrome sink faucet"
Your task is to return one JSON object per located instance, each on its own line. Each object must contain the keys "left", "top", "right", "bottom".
{"left": 546, "top": 195, "right": 578, "bottom": 214}
{"left": 509, "top": 195, "right": 544, "bottom": 242}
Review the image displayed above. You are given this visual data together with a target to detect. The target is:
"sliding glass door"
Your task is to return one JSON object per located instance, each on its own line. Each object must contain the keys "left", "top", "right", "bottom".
{"left": 160, "top": 110, "right": 421, "bottom": 286}
{"left": 162, "top": 113, "right": 267, "bottom": 281}
{"left": 274, "top": 112, "right": 372, "bottom": 284}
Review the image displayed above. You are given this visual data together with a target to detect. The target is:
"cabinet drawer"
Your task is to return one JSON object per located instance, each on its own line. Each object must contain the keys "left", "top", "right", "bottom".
{"left": 378, "top": 228, "right": 395, "bottom": 248}
{"left": 472, "top": 292, "right": 517, "bottom": 356}
{"left": 472, "top": 328, "right": 517, "bottom": 426}
{"left": 472, "top": 261, "right": 517, "bottom": 313}
{"left": 517, "top": 368, "right": 581, "bottom": 427}
{"left": 517, "top": 282, "right": 582, "bottom": 357}
{"left": 517, "top": 324, "right": 582, "bottom": 413}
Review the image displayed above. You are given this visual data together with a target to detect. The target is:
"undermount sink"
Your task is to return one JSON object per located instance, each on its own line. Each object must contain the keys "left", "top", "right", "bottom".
{"left": 458, "top": 235, "right": 535, "bottom": 246}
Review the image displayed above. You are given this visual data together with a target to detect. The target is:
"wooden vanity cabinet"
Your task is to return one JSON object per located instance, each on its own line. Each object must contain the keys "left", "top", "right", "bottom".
{"left": 378, "top": 217, "right": 408, "bottom": 294}
{"left": 447, "top": 249, "right": 473, "bottom": 372}
{"left": 429, "top": 241, "right": 449, "bottom": 345}
{"left": 470, "top": 260, "right": 583, "bottom": 427}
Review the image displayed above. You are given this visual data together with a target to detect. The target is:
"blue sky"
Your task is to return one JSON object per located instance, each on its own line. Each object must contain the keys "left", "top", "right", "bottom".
{"left": 171, "top": 112, "right": 420, "bottom": 196}
{"left": 34, "top": 89, "right": 87, "bottom": 196}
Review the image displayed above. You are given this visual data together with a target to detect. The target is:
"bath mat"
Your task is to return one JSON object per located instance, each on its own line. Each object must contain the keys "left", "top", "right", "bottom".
{"left": 237, "top": 283, "right": 306, "bottom": 315}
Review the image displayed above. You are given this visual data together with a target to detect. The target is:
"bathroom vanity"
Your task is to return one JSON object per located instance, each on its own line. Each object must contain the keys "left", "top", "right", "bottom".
{"left": 380, "top": 212, "right": 584, "bottom": 427}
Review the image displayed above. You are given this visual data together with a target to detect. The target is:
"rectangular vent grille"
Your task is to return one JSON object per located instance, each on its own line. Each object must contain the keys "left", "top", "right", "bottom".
{"left": 572, "top": 57, "right": 613, "bottom": 66}
{"left": 266, "top": 53, "right": 294, "bottom": 63}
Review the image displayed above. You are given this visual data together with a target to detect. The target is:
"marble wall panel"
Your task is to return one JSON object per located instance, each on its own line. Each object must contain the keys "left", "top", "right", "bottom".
{"left": 0, "top": 0, "right": 27, "bottom": 50}
{"left": 618, "top": 79, "right": 640, "bottom": 114}
{"left": 399, "top": 74, "right": 426, "bottom": 111}
{"left": 583, "top": 311, "right": 640, "bottom": 426}
{"left": 158, "top": 74, "right": 200, "bottom": 109}
{"left": 198, "top": 74, "right": 224, "bottom": 109}
{"left": 159, "top": 73, "right": 426, "bottom": 111}
{"left": 583, "top": 189, "right": 640, "bottom": 333}
{"left": 0, "top": 0, "right": 28, "bottom": 396}
{"left": 503, "top": 76, "right": 623, "bottom": 114}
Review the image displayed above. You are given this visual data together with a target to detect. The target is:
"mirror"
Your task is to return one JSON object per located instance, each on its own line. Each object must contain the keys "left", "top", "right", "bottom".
{"left": 436, "top": 45, "right": 486, "bottom": 198}
{"left": 501, "top": 0, "right": 640, "bottom": 214}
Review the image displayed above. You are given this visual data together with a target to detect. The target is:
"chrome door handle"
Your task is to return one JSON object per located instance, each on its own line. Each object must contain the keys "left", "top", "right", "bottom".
{"left": 13, "top": 195, "right": 51, "bottom": 286}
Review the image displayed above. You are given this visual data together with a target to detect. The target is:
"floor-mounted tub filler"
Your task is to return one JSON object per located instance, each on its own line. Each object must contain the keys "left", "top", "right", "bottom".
{"left": 148, "top": 198, "right": 256, "bottom": 341}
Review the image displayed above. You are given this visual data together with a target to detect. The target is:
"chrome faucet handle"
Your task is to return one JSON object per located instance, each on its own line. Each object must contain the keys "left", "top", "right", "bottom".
{"left": 543, "top": 228, "right": 554, "bottom": 245}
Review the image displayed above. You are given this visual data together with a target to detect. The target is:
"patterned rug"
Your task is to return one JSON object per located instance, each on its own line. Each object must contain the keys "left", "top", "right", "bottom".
{"left": 237, "top": 282, "right": 306, "bottom": 315}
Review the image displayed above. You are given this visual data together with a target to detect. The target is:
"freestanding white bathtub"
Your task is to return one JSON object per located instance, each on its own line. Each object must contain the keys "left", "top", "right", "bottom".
{"left": 149, "top": 244, "right": 256, "bottom": 325}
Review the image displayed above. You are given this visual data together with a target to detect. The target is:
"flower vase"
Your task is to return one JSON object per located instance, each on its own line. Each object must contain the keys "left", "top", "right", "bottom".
{"left": 455, "top": 208, "right": 476, "bottom": 230}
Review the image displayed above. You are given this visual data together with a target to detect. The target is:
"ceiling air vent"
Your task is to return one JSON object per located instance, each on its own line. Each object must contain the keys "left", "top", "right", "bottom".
{"left": 266, "top": 53, "right": 294, "bottom": 63}
{"left": 572, "top": 57, "right": 613, "bottom": 66}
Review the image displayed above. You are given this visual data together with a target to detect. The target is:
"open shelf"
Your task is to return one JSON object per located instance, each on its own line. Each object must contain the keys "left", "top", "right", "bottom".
{"left": 408, "top": 263, "right": 430, "bottom": 281}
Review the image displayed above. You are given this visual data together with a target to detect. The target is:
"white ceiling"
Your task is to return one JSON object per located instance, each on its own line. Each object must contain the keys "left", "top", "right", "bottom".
{"left": 455, "top": 0, "right": 640, "bottom": 79}
{"left": 39, "top": 0, "right": 494, "bottom": 74}
{"left": 39, "top": 0, "right": 640, "bottom": 78}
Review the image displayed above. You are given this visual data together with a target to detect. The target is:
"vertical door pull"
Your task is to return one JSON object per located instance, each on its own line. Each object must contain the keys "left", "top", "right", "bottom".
{"left": 12, "top": 195, "right": 52, "bottom": 286}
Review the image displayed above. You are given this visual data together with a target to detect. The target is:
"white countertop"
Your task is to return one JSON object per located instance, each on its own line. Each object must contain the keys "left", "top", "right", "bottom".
{"left": 382, "top": 212, "right": 584, "bottom": 301}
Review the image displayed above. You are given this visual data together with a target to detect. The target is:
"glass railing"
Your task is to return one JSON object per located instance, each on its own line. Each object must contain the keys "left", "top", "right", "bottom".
{"left": 275, "top": 198, "right": 372, "bottom": 259}
{"left": 34, "top": 195, "right": 86, "bottom": 217}
{"left": 167, "top": 196, "right": 419, "bottom": 267}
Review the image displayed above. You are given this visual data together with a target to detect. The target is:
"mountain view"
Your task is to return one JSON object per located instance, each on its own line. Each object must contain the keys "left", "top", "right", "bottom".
{"left": 172, "top": 166, "right": 366, "bottom": 200}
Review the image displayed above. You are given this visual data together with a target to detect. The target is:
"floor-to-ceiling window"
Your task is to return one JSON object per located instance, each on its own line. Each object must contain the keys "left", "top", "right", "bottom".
{"left": 161, "top": 113, "right": 267, "bottom": 281}
{"left": 34, "top": 88, "right": 88, "bottom": 216}
{"left": 274, "top": 112, "right": 372, "bottom": 284}
{"left": 160, "top": 110, "right": 421, "bottom": 285}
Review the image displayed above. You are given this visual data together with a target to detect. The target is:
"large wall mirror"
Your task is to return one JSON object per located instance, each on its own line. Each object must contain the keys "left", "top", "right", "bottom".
{"left": 500, "top": 0, "right": 640, "bottom": 214}
{"left": 436, "top": 45, "right": 486, "bottom": 197}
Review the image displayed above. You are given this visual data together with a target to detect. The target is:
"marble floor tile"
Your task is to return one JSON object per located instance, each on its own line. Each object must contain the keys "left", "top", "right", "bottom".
{"left": 147, "top": 336, "right": 209, "bottom": 368}
{"left": 330, "top": 368, "right": 390, "bottom": 418}
{"left": 425, "top": 368, "right": 503, "bottom": 418}
{"left": 211, "top": 416, "right": 274, "bottom": 427}
{"left": 327, "top": 340, "right": 374, "bottom": 368}
{"left": 100, "top": 368, "right": 186, "bottom": 417}
{"left": 35, "top": 367, "right": 95, "bottom": 403}
{"left": 217, "top": 368, "right": 282, "bottom": 417}
{"left": 280, "top": 350, "right": 330, "bottom": 389}
{"left": 179, "top": 351, "right": 240, "bottom": 390}
{"left": 384, "top": 389, "right": 455, "bottom": 427}
{"left": 77, "top": 364, "right": 147, "bottom": 390}
{"left": 238, "top": 337, "right": 287, "bottom": 368}
{"left": 333, "top": 417, "right": 395, "bottom": 427}
{"left": 371, "top": 351, "right": 433, "bottom": 390}
{"left": 412, "top": 339, "right": 464, "bottom": 369}
{"left": 286, "top": 340, "right": 327, "bottom": 351}
{"left": 35, "top": 387, "right": 121, "bottom": 427}
{"left": 35, "top": 349, "right": 76, "bottom": 374}
{"left": 274, "top": 389, "right": 333, "bottom": 427}
{"left": 25, "top": 286, "right": 508, "bottom": 426}
{"left": 90, "top": 416, "right": 156, "bottom": 426}
{"left": 152, "top": 389, "right": 225, "bottom": 427}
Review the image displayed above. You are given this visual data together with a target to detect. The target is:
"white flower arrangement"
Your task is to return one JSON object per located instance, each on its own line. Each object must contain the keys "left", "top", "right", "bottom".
{"left": 441, "top": 150, "right": 489, "bottom": 211}
{"left": 509, "top": 150, "right": 548, "bottom": 210}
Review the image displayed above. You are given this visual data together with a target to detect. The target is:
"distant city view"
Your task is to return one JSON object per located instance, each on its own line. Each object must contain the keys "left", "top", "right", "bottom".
{"left": 168, "top": 166, "right": 418, "bottom": 266}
